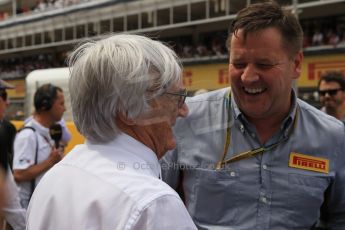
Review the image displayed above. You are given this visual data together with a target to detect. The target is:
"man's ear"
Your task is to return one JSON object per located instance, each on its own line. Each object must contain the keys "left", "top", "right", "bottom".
{"left": 292, "top": 51, "right": 303, "bottom": 80}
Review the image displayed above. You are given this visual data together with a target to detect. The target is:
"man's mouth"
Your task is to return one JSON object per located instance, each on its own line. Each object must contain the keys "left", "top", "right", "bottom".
{"left": 243, "top": 87, "right": 266, "bottom": 95}
{"left": 324, "top": 100, "right": 335, "bottom": 105}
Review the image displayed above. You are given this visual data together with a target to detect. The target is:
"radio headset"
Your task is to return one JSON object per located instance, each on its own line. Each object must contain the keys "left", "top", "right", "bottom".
{"left": 34, "top": 83, "right": 57, "bottom": 111}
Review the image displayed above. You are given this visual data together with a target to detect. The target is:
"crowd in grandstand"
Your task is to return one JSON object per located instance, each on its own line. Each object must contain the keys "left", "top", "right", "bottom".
{"left": 168, "top": 33, "right": 228, "bottom": 59}
{"left": 0, "top": 0, "right": 96, "bottom": 20}
{"left": 301, "top": 15, "right": 345, "bottom": 47}
{"left": 0, "top": 2, "right": 344, "bottom": 80}
{"left": 0, "top": 25, "right": 344, "bottom": 80}
{"left": 0, "top": 53, "right": 67, "bottom": 79}
{"left": 31, "top": 0, "right": 94, "bottom": 12}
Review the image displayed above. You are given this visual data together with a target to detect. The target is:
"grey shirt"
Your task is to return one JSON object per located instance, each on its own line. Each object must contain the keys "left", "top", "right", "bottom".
{"left": 161, "top": 87, "right": 345, "bottom": 229}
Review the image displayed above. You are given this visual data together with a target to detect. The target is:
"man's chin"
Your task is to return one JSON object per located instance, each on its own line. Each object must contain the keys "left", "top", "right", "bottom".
{"left": 325, "top": 105, "right": 336, "bottom": 110}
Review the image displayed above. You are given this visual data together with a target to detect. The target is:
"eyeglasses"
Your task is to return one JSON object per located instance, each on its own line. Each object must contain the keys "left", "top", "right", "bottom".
{"left": 0, "top": 90, "right": 7, "bottom": 101}
{"left": 164, "top": 88, "right": 188, "bottom": 108}
{"left": 318, "top": 88, "right": 343, "bottom": 97}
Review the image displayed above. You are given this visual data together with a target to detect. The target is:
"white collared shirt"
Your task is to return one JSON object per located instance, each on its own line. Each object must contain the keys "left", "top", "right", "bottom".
{"left": 27, "top": 134, "right": 196, "bottom": 230}
{"left": 13, "top": 119, "right": 53, "bottom": 209}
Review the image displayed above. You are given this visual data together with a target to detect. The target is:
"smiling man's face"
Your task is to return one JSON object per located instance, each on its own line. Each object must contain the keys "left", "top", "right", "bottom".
{"left": 229, "top": 28, "right": 302, "bottom": 121}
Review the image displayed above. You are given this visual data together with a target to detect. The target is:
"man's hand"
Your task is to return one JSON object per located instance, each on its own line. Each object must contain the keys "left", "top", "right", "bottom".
{"left": 48, "top": 148, "right": 62, "bottom": 165}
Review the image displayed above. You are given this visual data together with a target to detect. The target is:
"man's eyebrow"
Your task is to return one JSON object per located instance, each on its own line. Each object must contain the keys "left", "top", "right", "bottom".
{"left": 255, "top": 57, "right": 282, "bottom": 63}
{"left": 230, "top": 56, "right": 245, "bottom": 62}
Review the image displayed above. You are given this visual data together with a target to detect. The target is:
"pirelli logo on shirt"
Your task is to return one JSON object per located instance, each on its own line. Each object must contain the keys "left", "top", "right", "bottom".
{"left": 289, "top": 152, "right": 329, "bottom": 174}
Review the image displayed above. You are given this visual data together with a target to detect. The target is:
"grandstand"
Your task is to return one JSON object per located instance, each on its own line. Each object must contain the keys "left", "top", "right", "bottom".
{"left": 0, "top": 0, "right": 344, "bottom": 119}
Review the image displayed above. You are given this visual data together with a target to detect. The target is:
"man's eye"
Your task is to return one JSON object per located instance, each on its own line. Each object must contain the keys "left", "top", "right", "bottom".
{"left": 257, "top": 63, "right": 275, "bottom": 69}
{"left": 232, "top": 63, "right": 246, "bottom": 69}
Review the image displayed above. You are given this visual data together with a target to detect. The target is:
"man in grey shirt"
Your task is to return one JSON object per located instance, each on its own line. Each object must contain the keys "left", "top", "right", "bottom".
{"left": 161, "top": 2, "right": 345, "bottom": 229}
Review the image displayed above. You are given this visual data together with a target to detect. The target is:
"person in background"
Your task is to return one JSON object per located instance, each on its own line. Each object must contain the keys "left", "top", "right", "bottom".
{"left": 26, "top": 34, "right": 196, "bottom": 229}
{"left": 161, "top": 2, "right": 345, "bottom": 229}
{"left": 0, "top": 79, "right": 26, "bottom": 230}
{"left": 317, "top": 71, "right": 345, "bottom": 122}
{"left": 0, "top": 80, "right": 16, "bottom": 170}
{"left": 12, "top": 83, "right": 65, "bottom": 209}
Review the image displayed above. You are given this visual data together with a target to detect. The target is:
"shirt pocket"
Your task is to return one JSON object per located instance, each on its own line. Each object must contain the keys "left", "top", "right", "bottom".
{"left": 288, "top": 173, "right": 330, "bottom": 228}
{"left": 186, "top": 167, "right": 239, "bottom": 225}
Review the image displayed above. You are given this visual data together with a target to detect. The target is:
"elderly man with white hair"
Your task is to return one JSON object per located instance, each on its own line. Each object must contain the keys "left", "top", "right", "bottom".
{"left": 26, "top": 34, "right": 196, "bottom": 230}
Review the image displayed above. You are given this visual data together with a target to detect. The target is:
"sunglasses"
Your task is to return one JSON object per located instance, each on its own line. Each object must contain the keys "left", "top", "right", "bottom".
{"left": 318, "top": 88, "right": 343, "bottom": 97}
{"left": 0, "top": 90, "right": 7, "bottom": 101}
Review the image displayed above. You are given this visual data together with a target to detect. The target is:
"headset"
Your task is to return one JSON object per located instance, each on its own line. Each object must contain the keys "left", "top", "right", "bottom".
{"left": 34, "top": 83, "right": 58, "bottom": 111}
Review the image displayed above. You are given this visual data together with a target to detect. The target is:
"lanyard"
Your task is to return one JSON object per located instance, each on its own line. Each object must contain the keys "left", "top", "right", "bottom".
{"left": 216, "top": 91, "right": 299, "bottom": 170}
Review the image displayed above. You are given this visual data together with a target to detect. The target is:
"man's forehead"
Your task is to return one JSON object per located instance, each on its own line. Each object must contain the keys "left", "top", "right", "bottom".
{"left": 230, "top": 49, "right": 281, "bottom": 61}
{"left": 56, "top": 90, "right": 65, "bottom": 99}
{"left": 320, "top": 80, "right": 342, "bottom": 88}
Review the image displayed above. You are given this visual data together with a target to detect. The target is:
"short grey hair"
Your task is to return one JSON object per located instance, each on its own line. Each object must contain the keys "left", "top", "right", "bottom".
{"left": 68, "top": 34, "right": 182, "bottom": 143}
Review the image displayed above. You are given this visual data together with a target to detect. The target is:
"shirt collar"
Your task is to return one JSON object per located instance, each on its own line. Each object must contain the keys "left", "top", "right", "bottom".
{"left": 230, "top": 89, "right": 298, "bottom": 136}
{"left": 85, "top": 133, "right": 161, "bottom": 179}
{"left": 281, "top": 89, "right": 298, "bottom": 137}
{"left": 29, "top": 119, "right": 52, "bottom": 140}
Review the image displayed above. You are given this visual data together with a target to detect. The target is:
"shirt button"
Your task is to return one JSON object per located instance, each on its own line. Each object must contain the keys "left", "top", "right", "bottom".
{"left": 240, "top": 124, "right": 244, "bottom": 133}
{"left": 240, "top": 125, "right": 244, "bottom": 133}
{"left": 230, "top": 171, "right": 236, "bottom": 177}
{"left": 251, "top": 133, "right": 255, "bottom": 138}
{"left": 262, "top": 164, "right": 267, "bottom": 170}
{"left": 262, "top": 197, "right": 267, "bottom": 203}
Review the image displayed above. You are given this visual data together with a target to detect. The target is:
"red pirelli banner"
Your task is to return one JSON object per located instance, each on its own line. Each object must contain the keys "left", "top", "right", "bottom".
{"left": 299, "top": 54, "right": 345, "bottom": 88}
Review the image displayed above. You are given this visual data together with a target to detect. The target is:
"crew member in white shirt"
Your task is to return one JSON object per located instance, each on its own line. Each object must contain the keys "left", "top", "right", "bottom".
{"left": 26, "top": 34, "right": 197, "bottom": 230}
{"left": 13, "top": 83, "right": 65, "bottom": 209}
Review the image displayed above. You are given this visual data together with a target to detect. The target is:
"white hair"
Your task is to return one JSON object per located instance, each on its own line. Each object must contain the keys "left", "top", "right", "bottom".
{"left": 68, "top": 34, "right": 182, "bottom": 143}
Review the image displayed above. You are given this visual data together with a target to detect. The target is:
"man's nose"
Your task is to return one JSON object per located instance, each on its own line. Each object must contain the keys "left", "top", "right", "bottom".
{"left": 178, "top": 103, "right": 189, "bottom": 118}
{"left": 324, "top": 92, "right": 332, "bottom": 98}
{"left": 241, "top": 65, "right": 259, "bottom": 83}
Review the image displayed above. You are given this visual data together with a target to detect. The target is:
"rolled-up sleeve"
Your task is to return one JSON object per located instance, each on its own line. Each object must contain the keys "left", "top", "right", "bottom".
{"left": 13, "top": 130, "right": 37, "bottom": 170}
